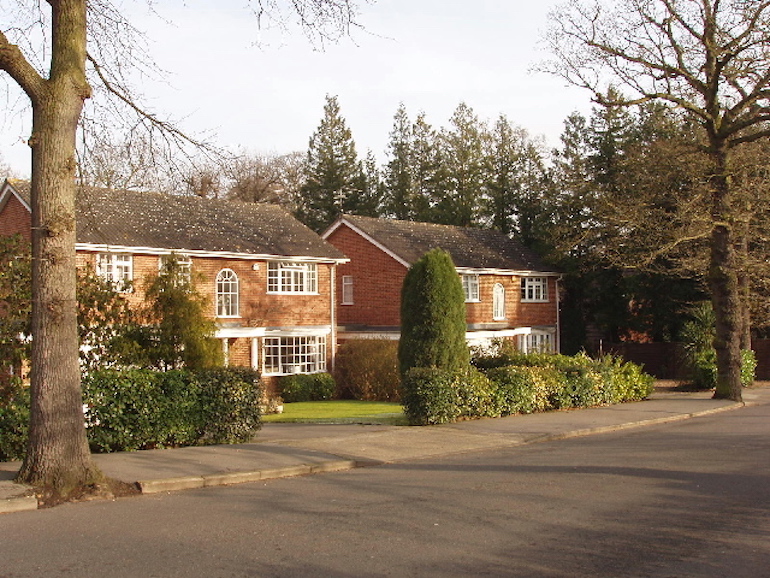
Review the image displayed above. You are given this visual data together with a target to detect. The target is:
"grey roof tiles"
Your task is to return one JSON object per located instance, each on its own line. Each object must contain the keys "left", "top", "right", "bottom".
{"left": 5, "top": 181, "right": 346, "bottom": 260}
{"left": 337, "top": 214, "right": 556, "bottom": 272}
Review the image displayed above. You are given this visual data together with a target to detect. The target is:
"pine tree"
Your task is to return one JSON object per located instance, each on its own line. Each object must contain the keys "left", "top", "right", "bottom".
{"left": 140, "top": 255, "right": 223, "bottom": 371}
{"left": 382, "top": 104, "right": 414, "bottom": 219}
{"left": 298, "top": 95, "right": 365, "bottom": 231}
{"left": 484, "top": 115, "right": 550, "bottom": 245}
{"left": 433, "top": 103, "right": 488, "bottom": 227}
{"left": 409, "top": 112, "right": 441, "bottom": 222}
{"left": 358, "top": 150, "right": 384, "bottom": 217}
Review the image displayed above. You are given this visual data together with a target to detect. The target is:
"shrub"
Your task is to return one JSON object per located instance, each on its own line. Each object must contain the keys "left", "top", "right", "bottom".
{"left": 456, "top": 368, "right": 498, "bottom": 419}
{"left": 486, "top": 365, "right": 570, "bottom": 414}
{"left": 684, "top": 347, "right": 755, "bottom": 391}
{"left": 398, "top": 249, "right": 469, "bottom": 377}
{"left": 335, "top": 339, "right": 401, "bottom": 401}
{"left": 0, "top": 379, "right": 30, "bottom": 461}
{"left": 197, "top": 368, "right": 263, "bottom": 444}
{"left": 403, "top": 351, "right": 655, "bottom": 425}
{"left": 401, "top": 367, "right": 462, "bottom": 425}
{"left": 596, "top": 355, "right": 656, "bottom": 403}
{"left": 401, "top": 367, "right": 496, "bottom": 425}
{"left": 280, "top": 372, "right": 336, "bottom": 403}
{"left": 83, "top": 369, "right": 173, "bottom": 452}
{"left": 741, "top": 349, "right": 757, "bottom": 387}
{"left": 83, "top": 367, "right": 263, "bottom": 452}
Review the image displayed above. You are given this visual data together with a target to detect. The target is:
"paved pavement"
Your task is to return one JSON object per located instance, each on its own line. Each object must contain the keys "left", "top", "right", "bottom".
{"left": 3, "top": 386, "right": 769, "bottom": 514}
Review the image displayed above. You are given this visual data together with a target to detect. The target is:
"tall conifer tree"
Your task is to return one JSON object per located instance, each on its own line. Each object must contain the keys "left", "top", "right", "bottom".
{"left": 433, "top": 103, "right": 487, "bottom": 226}
{"left": 382, "top": 103, "right": 415, "bottom": 219}
{"left": 298, "top": 95, "right": 364, "bottom": 231}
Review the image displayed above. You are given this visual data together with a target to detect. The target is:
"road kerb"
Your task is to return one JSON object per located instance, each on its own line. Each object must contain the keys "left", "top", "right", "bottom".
{"left": 309, "top": 460, "right": 358, "bottom": 474}
{"left": 0, "top": 494, "right": 38, "bottom": 514}
{"left": 203, "top": 471, "right": 263, "bottom": 487}
{"left": 532, "top": 401, "right": 745, "bottom": 444}
{"left": 139, "top": 476, "right": 205, "bottom": 494}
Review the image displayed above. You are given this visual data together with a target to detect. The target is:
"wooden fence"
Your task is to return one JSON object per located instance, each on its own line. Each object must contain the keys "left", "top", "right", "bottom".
{"left": 604, "top": 340, "right": 770, "bottom": 381}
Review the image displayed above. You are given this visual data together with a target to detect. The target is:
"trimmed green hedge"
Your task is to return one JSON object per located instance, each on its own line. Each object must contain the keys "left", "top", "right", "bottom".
{"left": 402, "top": 352, "right": 655, "bottom": 426}
{"left": 0, "top": 380, "right": 30, "bottom": 461}
{"left": 401, "top": 367, "right": 496, "bottom": 425}
{"left": 279, "top": 372, "right": 336, "bottom": 402}
{"left": 1, "top": 368, "right": 264, "bottom": 459}
{"left": 82, "top": 367, "right": 263, "bottom": 452}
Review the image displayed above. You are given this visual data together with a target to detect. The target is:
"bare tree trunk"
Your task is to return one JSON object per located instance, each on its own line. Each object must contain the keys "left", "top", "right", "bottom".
{"left": 736, "top": 222, "right": 752, "bottom": 351}
{"left": 15, "top": 0, "right": 101, "bottom": 493}
{"left": 709, "top": 147, "right": 743, "bottom": 402}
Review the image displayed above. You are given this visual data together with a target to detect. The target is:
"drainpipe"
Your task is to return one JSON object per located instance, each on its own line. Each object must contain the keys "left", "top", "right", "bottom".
{"left": 330, "top": 263, "right": 337, "bottom": 373}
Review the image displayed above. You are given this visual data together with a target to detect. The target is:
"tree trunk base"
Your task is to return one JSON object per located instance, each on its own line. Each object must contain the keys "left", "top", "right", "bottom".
{"left": 712, "top": 388, "right": 743, "bottom": 402}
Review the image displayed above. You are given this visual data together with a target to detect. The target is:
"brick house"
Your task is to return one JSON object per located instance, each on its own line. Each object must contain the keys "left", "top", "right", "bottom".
{"left": 322, "top": 214, "right": 561, "bottom": 352}
{"left": 0, "top": 179, "right": 348, "bottom": 390}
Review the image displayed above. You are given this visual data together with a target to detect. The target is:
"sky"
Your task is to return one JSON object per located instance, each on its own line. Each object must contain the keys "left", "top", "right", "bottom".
{"left": 1, "top": 0, "right": 593, "bottom": 178}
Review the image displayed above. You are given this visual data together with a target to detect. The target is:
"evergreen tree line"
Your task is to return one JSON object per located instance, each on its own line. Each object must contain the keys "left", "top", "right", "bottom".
{"left": 297, "top": 96, "right": 550, "bottom": 238}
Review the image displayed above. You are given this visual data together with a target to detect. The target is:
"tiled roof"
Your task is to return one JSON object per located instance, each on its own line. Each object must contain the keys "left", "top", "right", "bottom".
{"left": 337, "top": 214, "right": 557, "bottom": 273}
{"left": 4, "top": 180, "right": 346, "bottom": 261}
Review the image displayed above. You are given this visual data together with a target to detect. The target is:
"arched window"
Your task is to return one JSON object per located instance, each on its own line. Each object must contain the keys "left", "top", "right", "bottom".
{"left": 216, "top": 269, "right": 239, "bottom": 317}
{"left": 493, "top": 283, "right": 506, "bottom": 320}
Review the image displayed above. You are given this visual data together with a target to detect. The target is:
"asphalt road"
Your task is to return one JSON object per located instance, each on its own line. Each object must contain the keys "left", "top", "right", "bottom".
{"left": 2, "top": 404, "right": 769, "bottom": 577}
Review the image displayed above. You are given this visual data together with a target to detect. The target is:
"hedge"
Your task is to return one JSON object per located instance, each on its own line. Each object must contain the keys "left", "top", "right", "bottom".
{"left": 401, "top": 367, "right": 495, "bottom": 425}
{"left": 279, "top": 372, "right": 336, "bottom": 403}
{"left": 82, "top": 367, "right": 263, "bottom": 452}
{"left": 0, "top": 379, "right": 30, "bottom": 461}
{"left": 402, "top": 352, "right": 655, "bottom": 426}
{"left": 334, "top": 339, "right": 401, "bottom": 402}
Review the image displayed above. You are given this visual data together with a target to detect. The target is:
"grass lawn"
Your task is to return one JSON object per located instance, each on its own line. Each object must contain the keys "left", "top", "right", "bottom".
{"left": 262, "top": 400, "right": 406, "bottom": 425}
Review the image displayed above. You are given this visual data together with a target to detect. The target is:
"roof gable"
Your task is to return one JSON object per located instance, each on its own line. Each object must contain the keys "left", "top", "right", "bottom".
{"left": 326, "top": 214, "right": 557, "bottom": 273}
{"left": 0, "top": 179, "right": 31, "bottom": 212}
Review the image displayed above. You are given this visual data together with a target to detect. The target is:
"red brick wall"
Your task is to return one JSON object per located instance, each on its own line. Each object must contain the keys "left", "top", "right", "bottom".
{"left": 515, "top": 277, "right": 560, "bottom": 327}
{"left": 327, "top": 224, "right": 407, "bottom": 326}
{"left": 0, "top": 194, "right": 32, "bottom": 241}
{"left": 76, "top": 252, "right": 335, "bottom": 328}
{"left": 190, "top": 258, "right": 334, "bottom": 327}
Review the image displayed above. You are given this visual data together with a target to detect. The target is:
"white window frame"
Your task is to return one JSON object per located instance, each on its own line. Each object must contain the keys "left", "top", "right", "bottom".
{"left": 521, "top": 276, "right": 549, "bottom": 302}
{"left": 262, "top": 335, "right": 327, "bottom": 376}
{"left": 216, "top": 268, "right": 240, "bottom": 318}
{"left": 493, "top": 283, "right": 506, "bottom": 320}
{"left": 96, "top": 253, "right": 133, "bottom": 292}
{"left": 462, "top": 274, "right": 480, "bottom": 302}
{"left": 159, "top": 253, "right": 192, "bottom": 281}
{"left": 267, "top": 261, "right": 318, "bottom": 294}
{"left": 518, "top": 332, "right": 554, "bottom": 354}
{"left": 341, "top": 275, "right": 354, "bottom": 305}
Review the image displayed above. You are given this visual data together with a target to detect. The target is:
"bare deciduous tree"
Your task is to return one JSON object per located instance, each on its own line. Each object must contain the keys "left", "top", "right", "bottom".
{"left": 543, "top": 0, "right": 770, "bottom": 401}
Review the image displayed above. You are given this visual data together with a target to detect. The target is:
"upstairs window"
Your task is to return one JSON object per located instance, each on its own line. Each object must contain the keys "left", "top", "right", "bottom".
{"left": 462, "top": 274, "right": 480, "bottom": 302}
{"left": 216, "top": 269, "right": 239, "bottom": 317}
{"left": 341, "top": 275, "right": 354, "bottom": 305}
{"left": 159, "top": 253, "right": 192, "bottom": 281}
{"left": 96, "top": 253, "right": 133, "bottom": 292}
{"left": 493, "top": 283, "right": 506, "bottom": 320}
{"left": 268, "top": 261, "right": 318, "bottom": 294}
{"left": 521, "top": 277, "right": 549, "bottom": 302}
